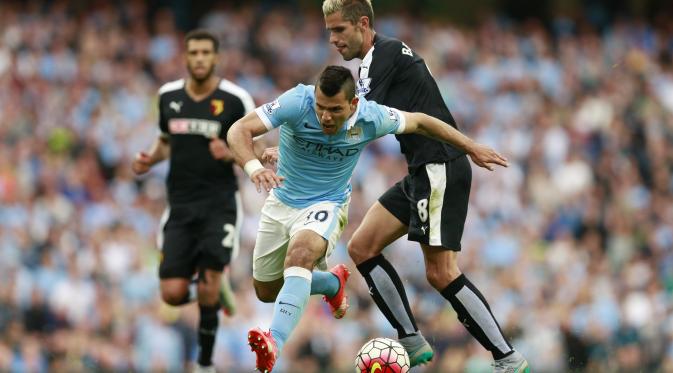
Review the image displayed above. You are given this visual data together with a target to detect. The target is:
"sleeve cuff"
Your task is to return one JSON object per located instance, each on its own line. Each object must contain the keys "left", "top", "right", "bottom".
{"left": 255, "top": 107, "right": 275, "bottom": 131}
{"left": 393, "top": 108, "right": 407, "bottom": 134}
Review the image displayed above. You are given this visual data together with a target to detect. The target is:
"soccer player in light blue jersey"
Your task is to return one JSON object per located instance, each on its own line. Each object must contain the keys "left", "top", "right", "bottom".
{"left": 227, "top": 66, "right": 507, "bottom": 372}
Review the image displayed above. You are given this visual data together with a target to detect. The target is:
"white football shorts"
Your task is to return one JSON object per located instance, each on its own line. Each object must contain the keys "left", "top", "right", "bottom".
{"left": 252, "top": 191, "right": 349, "bottom": 282}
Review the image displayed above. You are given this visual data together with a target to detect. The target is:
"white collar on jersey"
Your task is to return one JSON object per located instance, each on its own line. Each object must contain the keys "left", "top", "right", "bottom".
{"left": 359, "top": 45, "right": 375, "bottom": 79}
{"left": 345, "top": 98, "right": 361, "bottom": 131}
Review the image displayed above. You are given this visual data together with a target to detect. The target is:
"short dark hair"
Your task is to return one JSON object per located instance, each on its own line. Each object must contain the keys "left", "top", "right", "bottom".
{"left": 317, "top": 66, "right": 356, "bottom": 100}
{"left": 184, "top": 29, "right": 219, "bottom": 52}
{"left": 322, "top": 0, "right": 374, "bottom": 28}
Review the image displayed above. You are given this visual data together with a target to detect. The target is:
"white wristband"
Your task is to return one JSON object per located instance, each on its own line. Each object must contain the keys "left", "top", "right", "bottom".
{"left": 244, "top": 159, "right": 264, "bottom": 177}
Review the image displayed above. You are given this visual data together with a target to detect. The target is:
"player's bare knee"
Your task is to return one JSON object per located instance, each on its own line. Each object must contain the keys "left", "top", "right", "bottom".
{"left": 425, "top": 261, "right": 456, "bottom": 290}
{"left": 161, "top": 290, "right": 186, "bottom": 306}
{"left": 285, "top": 245, "right": 317, "bottom": 269}
{"left": 347, "top": 239, "right": 366, "bottom": 263}
{"left": 347, "top": 237, "right": 378, "bottom": 264}
{"left": 426, "top": 265, "right": 461, "bottom": 290}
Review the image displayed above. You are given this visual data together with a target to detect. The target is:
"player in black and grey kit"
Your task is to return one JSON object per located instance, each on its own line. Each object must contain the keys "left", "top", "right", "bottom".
{"left": 323, "top": 1, "right": 529, "bottom": 371}
{"left": 132, "top": 30, "right": 254, "bottom": 373}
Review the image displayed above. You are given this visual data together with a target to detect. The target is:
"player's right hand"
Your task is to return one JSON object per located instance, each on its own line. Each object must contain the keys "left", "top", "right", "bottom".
{"left": 250, "top": 168, "right": 284, "bottom": 193}
{"left": 132, "top": 152, "right": 153, "bottom": 175}
{"left": 467, "top": 143, "right": 509, "bottom": 171}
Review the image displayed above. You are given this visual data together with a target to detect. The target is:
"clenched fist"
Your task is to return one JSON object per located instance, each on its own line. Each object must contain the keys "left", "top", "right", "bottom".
{"left": 132, "top": 152, "right": 153, "bottom": 175}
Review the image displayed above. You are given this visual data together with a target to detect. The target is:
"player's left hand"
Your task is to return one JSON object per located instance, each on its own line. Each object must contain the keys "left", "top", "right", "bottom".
{"left": 261, "top": 146, "right": 279, "bottom": 165}
{"left": 467, "top": 143, "right": 509, "bottom": 171}
{"left": 250, "top": 168, "right": 285, "bottom": 193}
{"left": 209, "top": 138, "right": 234, "bottom": 161}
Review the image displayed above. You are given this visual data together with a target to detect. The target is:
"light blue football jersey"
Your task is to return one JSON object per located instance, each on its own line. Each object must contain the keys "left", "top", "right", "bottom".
{"left": 255, "top": 84, "right": 406, "bottom": 208}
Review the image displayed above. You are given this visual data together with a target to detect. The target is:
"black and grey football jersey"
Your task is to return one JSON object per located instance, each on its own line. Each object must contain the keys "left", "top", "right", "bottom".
{"left": 157, "top": 79, "right": 254, "bottom": 205}
{"left": 358, "top": 34, "right": 464, "bottom": 169}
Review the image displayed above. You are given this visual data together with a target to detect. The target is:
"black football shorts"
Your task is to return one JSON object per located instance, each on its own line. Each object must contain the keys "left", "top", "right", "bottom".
{"left": 379, "top": 155, "right": 471, "bottom": 250}
{"left": 158, "top": 193, "right": 240, "bottom": 279}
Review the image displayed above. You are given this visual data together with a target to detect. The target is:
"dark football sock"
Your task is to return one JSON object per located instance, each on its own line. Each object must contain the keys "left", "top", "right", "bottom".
{"left": 440, "top": 274, "right": 513, "bottom": 359}
{"left": 197, "top": 303, "right": 220, "bottom": 366}
{"left": 356, "top": 254, "right": 419, "bottom": 338}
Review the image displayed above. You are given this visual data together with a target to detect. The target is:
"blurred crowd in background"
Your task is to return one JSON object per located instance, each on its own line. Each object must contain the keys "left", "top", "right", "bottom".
{"left": 1, "top": 0, "right": 673, "bottom": 372}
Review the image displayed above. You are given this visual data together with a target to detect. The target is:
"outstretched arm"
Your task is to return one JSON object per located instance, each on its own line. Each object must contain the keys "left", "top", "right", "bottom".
{"left": 400, "top": 112, "right": 508, "bottom": 170}
{"left": 227, "top": 111, "right": 284, "bottom": 192}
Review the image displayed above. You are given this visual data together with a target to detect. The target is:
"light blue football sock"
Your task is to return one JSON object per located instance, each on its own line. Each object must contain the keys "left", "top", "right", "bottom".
{"left": 269, "top": 267, "right": 312, "bottom": 354}
{"left": 310, "top": 270, "right": 339, "bottom": 298}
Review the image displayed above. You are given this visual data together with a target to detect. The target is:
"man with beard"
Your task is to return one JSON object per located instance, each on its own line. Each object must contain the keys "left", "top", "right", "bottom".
{"left": 132, "top": 29, "right": 254, "bottom": 373}
{"left": 323, "top": 1, "right": 529, "bottom": 371}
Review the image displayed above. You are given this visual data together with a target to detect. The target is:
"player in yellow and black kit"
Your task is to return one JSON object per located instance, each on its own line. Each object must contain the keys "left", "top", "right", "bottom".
{"left": 132, "top": 29, "right": 254, "bottom": 373}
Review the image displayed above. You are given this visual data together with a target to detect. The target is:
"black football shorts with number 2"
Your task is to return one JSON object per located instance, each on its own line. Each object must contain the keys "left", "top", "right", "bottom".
{"left": 158, "top": 194, "right": 239, "bottom": 279}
